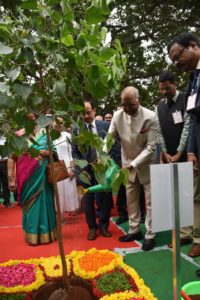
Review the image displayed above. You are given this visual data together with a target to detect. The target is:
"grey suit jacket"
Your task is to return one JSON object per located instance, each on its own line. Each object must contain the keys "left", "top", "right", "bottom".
{"left": 108, "top": 106, "right": 158, "bottom": 184}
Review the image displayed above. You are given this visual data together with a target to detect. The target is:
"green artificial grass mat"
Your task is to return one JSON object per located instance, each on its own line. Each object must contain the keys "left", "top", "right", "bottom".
{"left": 124, "top": 249, "right": 199, "bottom": 300}
{"left": 112, "top": 217, "right": 172, "bottom": 247}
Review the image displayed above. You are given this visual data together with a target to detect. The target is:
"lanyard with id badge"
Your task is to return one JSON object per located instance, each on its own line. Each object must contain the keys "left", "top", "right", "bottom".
{"left": 187, "top": 71, "right": 200, "bottom": 112}
{"left": 172, "top": 110, "right": 183, "bottom": 124}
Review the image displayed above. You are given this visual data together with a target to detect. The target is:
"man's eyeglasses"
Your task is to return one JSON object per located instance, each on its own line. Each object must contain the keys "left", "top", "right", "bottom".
{"left": 172, "top": 46, "right": 187, "bottom": 63}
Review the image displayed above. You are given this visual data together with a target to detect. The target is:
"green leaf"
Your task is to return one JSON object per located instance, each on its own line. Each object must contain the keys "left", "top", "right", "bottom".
{"left": 111, "top": 169, "right": 130, "bottom": 194}
{"left": 86, "top": 78, "right": 108, "bottom": 99}
{"left": 5, "top": 67, "right": 21, "bottom": 82}
{"left": 74, "top": 158, "right": 88, "bottom": 169}
{"left": 51, "top": 9, "right": 62, "bottom": 23}
{"left": 85, "top": 5, "right": 105, "bottom": 24}
{"left": 20, "top": 0, "right": 38, "bottom": 9}
{"left": 79, "top": 171, "right": 91, "bottom": 185}
{"left": 101, "top": 48, "right": 116, "bottom": 61}
{"left": 46, "top": 0, "right": 60, "bottom": 4}
{"left": 114, "top": 39, "right": 123, "bottom": 55}
{"left": 70, "top": 77, "right": 81, "bottom": 95}
{"left": 0, "top": 94, "right": 14, "bottom": 109}
{"left": 0, "top": 42, "right": 13, "bottom": 55}
{"left": 0, "top": 83, "right": 9, "bottom": 93}
{"left": 101, "top": 0, "right": 110, "bottom": 14}
{"left": 101, "top": 26, "right": 108, "bottom": 41}
{"left": 60, "top": 1, "right": 74, "bottom": 21}
{"left": 53, "top": 81, "right": 66, "bottom": 98}
{"left": 50, "top": 129, "right": 61, "bottom": 141}
{"left": 93, "top": 163, "right": 107, "bottom": 185}
{"left": 76, "top": 33, "right": 87, "bottom": 48}
{"left": 98, "top": 152, "right": 110, "bottom": 165}
{"left": 24, "top": 119, "right": 36, "bottom": 134}
{"left": 69, "top": 102, "right": 84, "bottom": 112}
{"left": 29, "top": 137, "right": 39, "bottom": 146}
{"left": 33, "top": 96, "right": 43, "bottom": 105}
{"left": 61, "top": 34, "right": 74, "bottom": 47}
{"left": 13, "top": 84, "right": 33, "bottom": 100}
{"left": 37, "top": 115, "right": 53, "bottom": 128}
{"left": 10, "top": 135, "right": 28, "bottom": 151}
{"left": 29, "top": 147, "right": 40, "bottom": 158}
{"left": 105, "top": 133, "right": 114, "bottom": 152}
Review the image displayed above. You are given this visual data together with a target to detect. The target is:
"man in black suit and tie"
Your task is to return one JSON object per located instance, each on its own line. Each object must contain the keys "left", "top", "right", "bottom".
{"left": 168, "top": 32, "right": 200, "bottom": 266}
{"left": 72, "top": 99, "right": 112, "bottom": 240}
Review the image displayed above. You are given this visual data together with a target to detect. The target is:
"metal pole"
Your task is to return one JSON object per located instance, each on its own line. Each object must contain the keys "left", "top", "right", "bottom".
{"left": 171, "top": 163, "right": 181, "bottom": 300}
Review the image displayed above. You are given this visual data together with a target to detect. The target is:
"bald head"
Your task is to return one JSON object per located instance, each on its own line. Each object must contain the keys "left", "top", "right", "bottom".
{"left": 121, "top": 86, "right": 140, "bottom": 116}
{"left": 121, "top": 86, "right": 139, "bottom": 100}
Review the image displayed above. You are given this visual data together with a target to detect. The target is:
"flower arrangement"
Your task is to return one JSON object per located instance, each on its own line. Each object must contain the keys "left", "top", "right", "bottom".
{"left": 93, "top": 267, "right": 139, "bottom": 298}
{"left": 38, "top": 256, "right": 71, "bottom": 281}
{"left": 0, "top": 249, "right": 157, "bottom": 300}
{"left": 72, "top": 248, "right": 123, "bottom": 279}
{"left": 0, "top": 259, "right": 45, "bottom": 294}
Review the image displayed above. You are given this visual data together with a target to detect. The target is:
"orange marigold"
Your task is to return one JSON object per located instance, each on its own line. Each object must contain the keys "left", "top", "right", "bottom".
{"left": 79, "top": 252, "right": 116, "bottom": 272}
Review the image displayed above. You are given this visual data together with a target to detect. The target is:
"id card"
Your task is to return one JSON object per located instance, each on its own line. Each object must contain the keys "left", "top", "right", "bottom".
{"left": 172, "top": 111, "right": 183, "bottom": 124}
{"left": 187, "top": 93, "right": 197, "bottom": 111}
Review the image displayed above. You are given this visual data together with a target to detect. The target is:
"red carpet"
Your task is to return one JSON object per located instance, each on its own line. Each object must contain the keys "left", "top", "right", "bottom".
{"left": 0, "top": 204, "right": 140, "bottom": 263}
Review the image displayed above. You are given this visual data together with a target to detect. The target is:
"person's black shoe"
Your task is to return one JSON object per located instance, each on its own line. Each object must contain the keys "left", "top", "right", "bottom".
{"left": 196, "top": 269, "right": 200, "bottom": 277}
{"left": 2, "top": 201, "right": 12, "bottom": 208}
{"left": 142, "top": 238, "right": 155, "bottom": 251}
{"left": 119, "top": 231, "right": 143, "bottom": 242}
{"left": 116, "top": 217, "right": 128, "bottom": 225}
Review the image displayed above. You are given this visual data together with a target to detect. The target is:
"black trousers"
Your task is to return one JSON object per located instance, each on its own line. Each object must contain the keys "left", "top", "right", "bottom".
{"left": 0, "top": 160, "right": 10, "bottom": 202}
{"left": 116, "top": 184, "right": 128, "bottom": 218}
{"left": 77, "top": 167, "right": 112, "bottom": 230}
{"left": 117, "top": 184, "right": 145, "bottom": 219}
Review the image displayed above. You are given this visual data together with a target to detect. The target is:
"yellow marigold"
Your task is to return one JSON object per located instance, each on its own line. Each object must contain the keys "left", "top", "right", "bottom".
{"left": 39, "top": 256, "right": 71, "bottom": 279}
{"left": 99, "top": 290, "right": 157, "bottom": 300}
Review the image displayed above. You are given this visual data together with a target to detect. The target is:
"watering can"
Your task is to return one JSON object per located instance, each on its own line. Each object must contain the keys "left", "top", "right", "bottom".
{"left": 181, "top": 281, "right": 200, "bottom": 300}
{"left": 77, "top": 159, "right": 119, "bottom": 196}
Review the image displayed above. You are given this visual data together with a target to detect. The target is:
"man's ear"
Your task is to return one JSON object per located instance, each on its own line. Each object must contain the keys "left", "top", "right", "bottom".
{"left": 189, "top": 41, "right": 198, "bottom": 50}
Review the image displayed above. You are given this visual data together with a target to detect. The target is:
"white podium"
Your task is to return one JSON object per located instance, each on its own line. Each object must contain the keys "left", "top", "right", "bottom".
{"left": 150, "top": 162, "right": 193, "bottom": 300}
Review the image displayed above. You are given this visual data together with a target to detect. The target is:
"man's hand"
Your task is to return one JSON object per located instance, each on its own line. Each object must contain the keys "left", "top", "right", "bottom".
{"left": 39, "top": 150, "right": 49, "bottom": 158}
{"left": 125, "top": 165, "right": 134, "bottom": 171}
{"left": 69, "top": 169, "right": 75, "bottom": 180}
{"left": 161, "top": 152, "right": 172, "bottom": 163}
{"left": 188, "top": 153, "right": 199, "bottom": 176}
{"left": 170, "top": 151, "right": 182, "bottom": 163}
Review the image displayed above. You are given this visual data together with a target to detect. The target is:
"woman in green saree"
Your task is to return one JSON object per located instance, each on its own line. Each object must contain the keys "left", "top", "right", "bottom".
{"left": 8, "top": 123, "right": 56, "bottom": 246}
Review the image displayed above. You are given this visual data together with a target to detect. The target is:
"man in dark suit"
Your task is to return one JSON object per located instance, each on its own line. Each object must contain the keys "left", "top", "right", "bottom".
{"left": 168, "top": 33, "right": 200, "bottom": 264}
{"left": 0, "top": 135, "right": 12, "bottom": 207}
{"left": 157, "top": 70, "right": 189, "bottom": 164}
{"left": 72, "top": 99, "right": 112, "bottom": 240}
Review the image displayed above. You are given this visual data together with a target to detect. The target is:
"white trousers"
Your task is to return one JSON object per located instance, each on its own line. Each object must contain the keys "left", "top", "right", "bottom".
{"left": 126, "top": 176, "right": 155, "bottom": 239}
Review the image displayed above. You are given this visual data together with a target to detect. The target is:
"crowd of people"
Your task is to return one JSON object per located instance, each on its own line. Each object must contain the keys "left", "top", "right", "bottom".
{"left": 1, "top": 32, "right": 200, "bottom": 269}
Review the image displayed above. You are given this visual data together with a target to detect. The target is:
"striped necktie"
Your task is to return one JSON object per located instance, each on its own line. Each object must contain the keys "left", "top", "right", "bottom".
{"left": 88, "top": 124, "right": 98, "bottom": 163}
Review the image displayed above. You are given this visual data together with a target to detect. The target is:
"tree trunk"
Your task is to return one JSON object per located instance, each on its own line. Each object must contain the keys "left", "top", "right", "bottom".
{"left": 46, "top": 126, "right": 69, "bottom": 291}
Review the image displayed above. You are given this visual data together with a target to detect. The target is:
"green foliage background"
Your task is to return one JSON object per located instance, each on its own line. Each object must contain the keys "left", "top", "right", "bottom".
{"left": 106, "top": 0, "right": 200, "bottom": 111}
